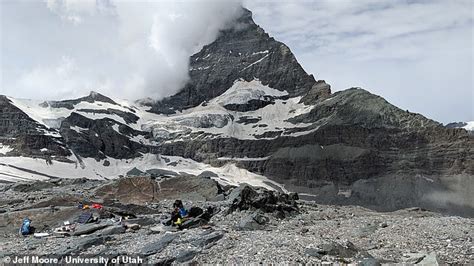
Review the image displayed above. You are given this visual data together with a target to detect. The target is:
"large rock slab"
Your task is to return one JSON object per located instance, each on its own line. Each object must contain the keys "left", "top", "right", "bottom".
{"left": 73, "top": 223, "right": 110, "bottom": 236}
{"left": 141, "top": 233, "right": 177, "bottom": 256}
{"left": 54, "top": 236, "right": 112, "bottom": 257}
{"left": 191, "top": 231, "right": 225, "bottom": 248}
{"left": 94, "top": 176, "right": 221, "bottom": 205}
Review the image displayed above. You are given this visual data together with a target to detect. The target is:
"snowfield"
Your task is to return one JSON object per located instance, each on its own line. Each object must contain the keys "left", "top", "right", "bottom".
{"left": 0, "top": 154, "right": 285, "bottom": 191}
{"left": 144, "top": 79, "right": 315, "bottom": 140}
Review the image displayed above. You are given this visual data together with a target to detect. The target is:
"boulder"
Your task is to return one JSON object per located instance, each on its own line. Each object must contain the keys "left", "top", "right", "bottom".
{"left": 304, "top": 248, "right": 324, "bottom": 258}
{"left": 93, "top": 176, "right": 160, "bottom": 205}
{"left": 317, "top": 241, "right": 359, "bottom": 258}
{"left": 228, "top": 185, "right": 298, "bottom": 216}
{"left": 156, "top": 176, "right": 221, "bottom": 201}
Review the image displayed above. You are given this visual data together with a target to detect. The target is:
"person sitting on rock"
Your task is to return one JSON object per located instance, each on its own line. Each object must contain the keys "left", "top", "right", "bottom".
{"left": 173, "top": 200, "right": 187, "bottom": 217}
{"left": 172, "top": 200, "right": 187, "bottom": 226}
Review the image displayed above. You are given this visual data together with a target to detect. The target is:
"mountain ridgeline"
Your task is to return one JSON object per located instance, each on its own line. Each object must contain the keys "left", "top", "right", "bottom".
{"left": 0, "top": 8, "right": 472, "bottom": 216}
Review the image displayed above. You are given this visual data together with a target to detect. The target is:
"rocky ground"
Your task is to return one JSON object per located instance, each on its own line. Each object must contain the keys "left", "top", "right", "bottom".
{"left": 0, "top": 176, "right": 472, "bottom": 265}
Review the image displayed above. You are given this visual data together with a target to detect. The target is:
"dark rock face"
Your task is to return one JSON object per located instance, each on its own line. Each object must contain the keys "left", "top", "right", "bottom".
{"left": 42, "top": 91, "right": 119, "bottom": 110}
{"left": 59, "top": 112, "right": 148, "bottom": 159}
{"left": 224, "top": 98, "right": 277, "bottom": 112}
{"left": 0, "top": 96, "right": 71, "bottom": 158}
{"left": 149, "top": 8, "right": 316, "bottom": 114}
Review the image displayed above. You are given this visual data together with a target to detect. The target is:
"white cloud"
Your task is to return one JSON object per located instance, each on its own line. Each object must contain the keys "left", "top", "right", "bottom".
{"left": 45, "top": 0, "right": 97, "bottom": 25}
{"left": 2, "top": 0, "right": 243, "bottom": 100}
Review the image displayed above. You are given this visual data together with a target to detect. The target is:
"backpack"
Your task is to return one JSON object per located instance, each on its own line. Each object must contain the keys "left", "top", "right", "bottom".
{"left": 188, "top": 206, "right": 203, "bottom": 217}
{"left": 20, "top": 218, "right": 31, "bottom": 235}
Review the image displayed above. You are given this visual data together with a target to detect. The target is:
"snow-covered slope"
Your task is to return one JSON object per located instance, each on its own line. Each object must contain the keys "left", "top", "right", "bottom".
{"left": 144, "top": 79, "right": 316, "bottom": 141}
{"left": 0, "top": 154, "right": 284, "bottom": 191}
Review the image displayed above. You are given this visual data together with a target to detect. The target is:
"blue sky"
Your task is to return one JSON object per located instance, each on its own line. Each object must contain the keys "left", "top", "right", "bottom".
{"left": 1, "top": 0, "right": 473, "bottom": 123}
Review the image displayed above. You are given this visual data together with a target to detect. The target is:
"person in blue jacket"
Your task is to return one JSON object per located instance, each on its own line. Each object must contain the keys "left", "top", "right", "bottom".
{"left": 173, "top": 200, "right": 187, "bottom": 225}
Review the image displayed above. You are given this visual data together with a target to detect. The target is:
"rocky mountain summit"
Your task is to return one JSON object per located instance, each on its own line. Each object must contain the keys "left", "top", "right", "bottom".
{"left": 0, "top": 6, "right": 473, "bottom": 220}
{"left": 149, "top": 8, "right": 318, "bottom": 114}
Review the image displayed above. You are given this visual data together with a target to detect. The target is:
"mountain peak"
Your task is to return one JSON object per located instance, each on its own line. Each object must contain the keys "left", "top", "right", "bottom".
{"left": 82, "top": 91, "right": 116, "bottom": 104}
{"left": 149, "top": 7, "right": 317, "bottom": 114}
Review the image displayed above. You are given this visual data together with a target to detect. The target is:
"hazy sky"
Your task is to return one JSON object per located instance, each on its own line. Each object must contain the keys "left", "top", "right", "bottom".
{"left": 1, "top": 0, "right": 473, "bottom": 123}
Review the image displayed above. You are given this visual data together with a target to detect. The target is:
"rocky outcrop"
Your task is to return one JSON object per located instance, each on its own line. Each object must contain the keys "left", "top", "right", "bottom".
{"left": 41, "top": 91, "right": 119, "bottom": 110}
{"left": 59, "top": 112, "right": 148, "bottom": 159}
{"left": 94, "top": 176, "right": 222, "bottom": 205}
{"left": 0, "top": 96, "right": 70, "bottom": 158}
{"left": 227, "top": 185, "right": 298, "bottom": 217}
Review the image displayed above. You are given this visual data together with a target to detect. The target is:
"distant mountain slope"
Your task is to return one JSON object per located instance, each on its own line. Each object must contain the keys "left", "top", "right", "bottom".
{"left": 0, "top": 7, "right": 472, "bottom": 216}
{"left": 446, "top": 121, "right": 474, "bottom": 132}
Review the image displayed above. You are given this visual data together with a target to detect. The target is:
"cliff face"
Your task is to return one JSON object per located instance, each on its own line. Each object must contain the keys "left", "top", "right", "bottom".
{"left": 0, "top": 96, "right": 71, "bottom": 158}
{"left": 0, "top": 8, "right": 472, "bottom": 216}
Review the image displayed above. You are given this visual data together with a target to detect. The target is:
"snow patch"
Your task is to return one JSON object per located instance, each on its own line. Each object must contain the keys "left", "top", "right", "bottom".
{"left": 0, "top": 144, "right": 14, "bottom": 155}
{"left": 70, "top": 126, "right": 88, "bottom": 133}
{"left": 215, "top": 79, "right": 288, "bottom": 105}
{"left": 252, "top": 50, "right": 269, "bottom": 55}
{"left": 218, "top": 156, "right": 270, "bottom": 161}
{"left": 462, "top": 121, "right": 474, "bottom": 131}
{"left": 241, "top": 53, "right": 270, "bottom": 71}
